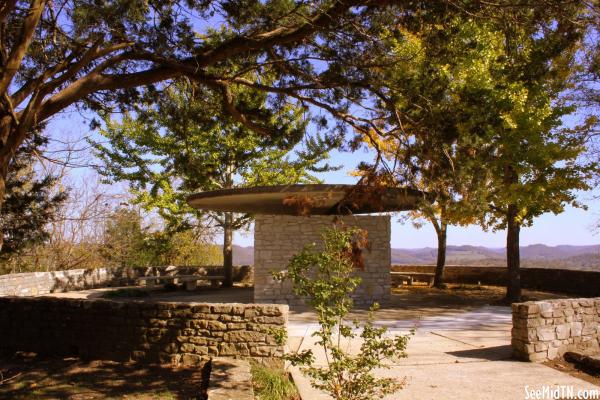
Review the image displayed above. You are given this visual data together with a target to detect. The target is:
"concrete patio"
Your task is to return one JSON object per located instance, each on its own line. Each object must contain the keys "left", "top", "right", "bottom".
{"left": 288, "top": 306, "right": 600, "bottom": 399}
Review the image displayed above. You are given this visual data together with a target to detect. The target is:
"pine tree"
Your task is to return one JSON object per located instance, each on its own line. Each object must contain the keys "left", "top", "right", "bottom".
{"left": 0, "top": 131, "right": 68, "bottom": 261}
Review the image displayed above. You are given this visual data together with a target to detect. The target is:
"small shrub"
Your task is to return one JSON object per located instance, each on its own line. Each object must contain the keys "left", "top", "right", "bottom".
{"left": 273, "top": 225, "right": 412, "bottom": 400}
{"left": 251, "top": 362, "right": 299, "bottom": 400}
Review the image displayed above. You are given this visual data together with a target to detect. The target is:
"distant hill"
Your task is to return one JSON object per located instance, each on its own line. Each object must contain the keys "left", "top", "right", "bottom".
{"left": 393, "top": 244, "right": 600, "bottom": 271}
{"left": 230, "top": 244, "right": 600, "bottom": 271}
{"left": 232, "top": 245, "right": 254, "bottom": 265}
{"left": 391, "top": 245, "right": 504, "bottom": 265}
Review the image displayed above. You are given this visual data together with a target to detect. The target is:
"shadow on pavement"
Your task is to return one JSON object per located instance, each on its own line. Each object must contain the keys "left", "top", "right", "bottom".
{"left": 446, "top": 345, "right": 513, "bottom": 361}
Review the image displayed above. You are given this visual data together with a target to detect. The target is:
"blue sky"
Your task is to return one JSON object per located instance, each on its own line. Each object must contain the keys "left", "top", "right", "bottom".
{"left": 45, "top": 107, "right": 600, "bottom": 251}
{"left": 233, "top": 146, "right": 600, "bottom": 249}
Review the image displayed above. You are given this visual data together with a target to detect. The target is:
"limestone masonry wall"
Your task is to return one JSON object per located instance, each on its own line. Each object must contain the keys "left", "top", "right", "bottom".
{"left": 0, "top": 297, "right": 286, "bottom": 365}
{"left": 0, "top": 265, "right": 252, "bottom": 297}
{"left": 512, "top": 298, "right": 600, "bottom": 362}
{"left": 392, "top": 265, "right": 600, "bottom": 297}
{"left": 254, "top": 215, "right": 391, "bottom": 306}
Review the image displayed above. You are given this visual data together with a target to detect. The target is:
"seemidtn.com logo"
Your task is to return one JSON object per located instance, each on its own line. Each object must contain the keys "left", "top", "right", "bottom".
{"left": 525, "top": 385, "right": 600, "bottom": 400}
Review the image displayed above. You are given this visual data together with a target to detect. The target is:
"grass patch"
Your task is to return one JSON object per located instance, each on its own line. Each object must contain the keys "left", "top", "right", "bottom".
{"left": 251, "top": 363, "right": 299, "bottom": 400}
{"left": 449, "top": 284, "right": 484, "bottom": 291}
{"left": 100, "top": 288, "right": 150, "bottom": 298}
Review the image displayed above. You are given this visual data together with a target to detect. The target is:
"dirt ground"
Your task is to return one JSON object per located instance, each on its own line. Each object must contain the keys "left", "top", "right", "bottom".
{"left": 393, "top": 283, "right": 567, "bottom": 305}
{"left": 394, "top": 283, "right": 568, "bottom": 304}
{"left": 545, "top": 356, "right": 600, "bottom": 387}
{"left": 289, "top": 283, "right": 569, "bottom": 322}
{"left": 0, "top": 353, "right": 208, "bottom": 400}
{"left": 49, "top": 283, "right": 569, "bottom": 322}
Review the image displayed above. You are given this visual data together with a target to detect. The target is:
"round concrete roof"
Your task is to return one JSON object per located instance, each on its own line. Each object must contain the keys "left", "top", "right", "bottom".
{"left": 186, "top": 184, "right": 426, "bottom": 215}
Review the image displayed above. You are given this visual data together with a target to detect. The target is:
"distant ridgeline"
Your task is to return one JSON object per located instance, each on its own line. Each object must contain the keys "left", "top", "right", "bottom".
{"left": 391, "top": 244, "right": 600, "bottom": 271}
{"left": 232, "top": 244, "right": 600, "bottom": 271}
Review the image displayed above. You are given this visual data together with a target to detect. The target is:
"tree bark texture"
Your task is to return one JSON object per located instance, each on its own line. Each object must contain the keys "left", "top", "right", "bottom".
{"left": 433, "top": 221, "right": 447, "bottom": 289}
{"left": 222, "top": 211, "right": 234, "bottom": 287}
{"left": 505, "top": 203, "right": 521, "bottom": 303}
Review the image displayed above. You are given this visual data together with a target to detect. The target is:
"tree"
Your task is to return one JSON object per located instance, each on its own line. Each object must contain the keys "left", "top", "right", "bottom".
{"left": 0, "top": 130, "right": 67, "bottom": 260}
{"left": 403, "top": 7, "right": 594, "bottom": 302}
{"left": 100, "top": 207, "right": 221, "bottom": 268}
{"left": 144, "top": 230, "right": 222, "bottom": 267}
{"left": 0, "top": 0, "right": 412, "bottom": 222}
{"left": 101, "top": 208, "right": 150, "bottom": 268}
{"left": 360, "top": 13, "right": 493, "bottom": 288}
{"left": 1, "top": 0, "right": 577, "bottom": 256}
{"left": 360, "top": 5, "right": 595, "bottom": 301}
{"left": 92, "top": 80, "right": 337, "bottom": 286}
{"left": 468, "top": 7, "right": 597, "bottom": 302}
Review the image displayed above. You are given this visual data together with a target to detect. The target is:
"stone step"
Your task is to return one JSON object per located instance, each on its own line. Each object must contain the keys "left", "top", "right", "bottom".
{"left": 207, "top": 357, "right": 254, "bottom": 400}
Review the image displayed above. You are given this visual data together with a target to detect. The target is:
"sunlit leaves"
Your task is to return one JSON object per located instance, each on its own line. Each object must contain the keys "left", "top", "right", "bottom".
{"left": 91, "top": 78, "right": 336, "bottom": 231}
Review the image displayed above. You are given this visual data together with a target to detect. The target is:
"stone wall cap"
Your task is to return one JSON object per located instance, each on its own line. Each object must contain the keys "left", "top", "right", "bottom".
{"left": 0, "top": 296, "right": 289, "bottom": 312}
{"left": 514, "top": 297, "right": 600, "bottom": 307}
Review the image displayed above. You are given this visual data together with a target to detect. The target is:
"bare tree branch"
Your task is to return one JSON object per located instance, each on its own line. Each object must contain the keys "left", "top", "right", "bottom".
{"left": 0, "top": 0, "right": 47, "bottom": 94}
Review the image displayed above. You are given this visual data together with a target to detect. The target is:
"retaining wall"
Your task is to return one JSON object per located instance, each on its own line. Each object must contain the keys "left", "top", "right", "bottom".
{"left": 511, "top": 298, "right": 600, "bottom": 362}
{"left": 0, "top": 265, "right": 253, "bottom": 297}
{"left": 392, "top": 265, "right": 600, "bottom": 297}
{"left": 0, "top": 297, "right": 286, "bottom": 365}
{"left": 254, "top": 215, "right": 391, "bottom": 306}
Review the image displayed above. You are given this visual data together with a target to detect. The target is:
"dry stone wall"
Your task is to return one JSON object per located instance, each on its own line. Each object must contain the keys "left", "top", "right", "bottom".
{"left": 0, "top": 297, "right": 286, "bottom": 365}
{"left": 0, "top": 268, "right": 131, "bottom": 296}
{"left": 0, "top": 265, "right": 252, "bottom": 297}
{"left": 392, "top": 265, "right": 600, "bottom": 297}
{"left": 254, "top": 215, "right": 391, "bottom": 306}
{"left": 512, "top": 298, "right": 600, "bottom": 362}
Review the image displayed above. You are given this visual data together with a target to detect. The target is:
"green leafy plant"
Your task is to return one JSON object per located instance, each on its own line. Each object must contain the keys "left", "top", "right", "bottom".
{"left": 273, "top": 226, "right": 411, "bottom": 400}
{"left": 251, "top": 362, "right": 299, "bottom": 400}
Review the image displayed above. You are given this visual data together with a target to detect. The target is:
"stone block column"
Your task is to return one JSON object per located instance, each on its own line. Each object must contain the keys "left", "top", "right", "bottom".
{"left": 512, "top": 298, "right": 600, "bottom": 362}
{"left": 253, "top": 215, "right": 391, "bottom": 306}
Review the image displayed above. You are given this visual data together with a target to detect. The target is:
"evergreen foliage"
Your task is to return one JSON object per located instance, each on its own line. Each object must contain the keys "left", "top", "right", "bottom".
{"left": 0, "top": 132, "right": 67, "bottom": 258}
{"left": 100, "top": 207, "right": 222, "bottom": 268}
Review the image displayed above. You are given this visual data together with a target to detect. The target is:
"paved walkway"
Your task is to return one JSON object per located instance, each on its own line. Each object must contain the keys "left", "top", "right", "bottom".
{"left": 288, "top": 306, "right": 600, "bottom": 400}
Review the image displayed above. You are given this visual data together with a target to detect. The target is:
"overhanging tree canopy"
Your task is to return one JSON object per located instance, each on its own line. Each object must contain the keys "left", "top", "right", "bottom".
{"left": 0, "top": 0, "right": 592, "bottom": 254}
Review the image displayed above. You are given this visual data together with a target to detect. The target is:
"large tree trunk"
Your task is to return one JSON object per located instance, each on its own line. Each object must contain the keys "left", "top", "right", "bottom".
{"left": 505, "top": 203, "right": 521, "bottom": 303}
{"left": 0, "top": 116, "right": 12, "bottom": 199}
{"left": 0, "top": 118, "right": 12, "bottom": 253}
{"left": 0, "top": 169, "right": 5, "bottom": 252}
{"left": 222, "top": 211, "right": 234, "bottom": 287}
{"left": 433, "top": 221, "right": 447, "bottom": 289}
